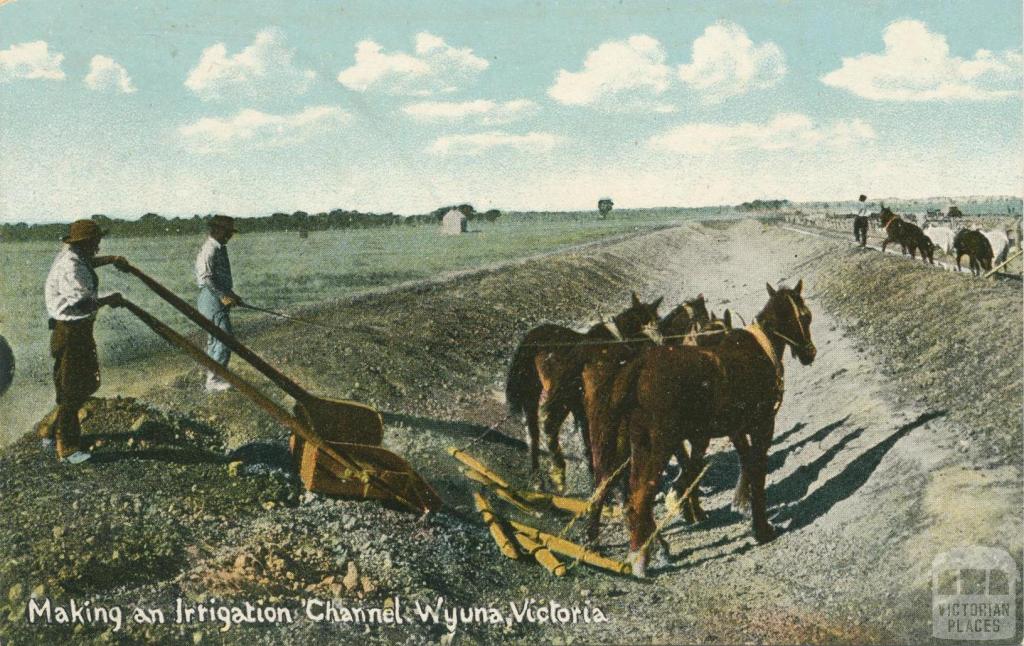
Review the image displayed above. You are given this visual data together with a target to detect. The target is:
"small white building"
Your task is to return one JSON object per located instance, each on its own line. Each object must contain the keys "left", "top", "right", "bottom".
{"left": 440, "top": 209, "right": 467, "bottom": 235}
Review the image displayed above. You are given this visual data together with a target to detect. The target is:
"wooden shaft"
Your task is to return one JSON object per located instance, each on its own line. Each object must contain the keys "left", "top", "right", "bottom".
{"left": 513, "top": 533, "right": 566, "bottom": 576}
{"left": 122, "top": 262, "right": 311, "bottom": 404}
{"left": 447, "top": 447, "right": 510, "bottom": 488}
{"left": 460, "top": 469, "right": 535, "bottom": 514}
{"left": 509, "top": 520, "right": 631, "bottom": 575}
{"left": 472, "top": 492, "right": 519, "bottom": 560}
{"left": 118, "top": 298, "right": 424, "bottom": 513}
{"left": 984, "top": 249, "right": 1023, "bottom": 278}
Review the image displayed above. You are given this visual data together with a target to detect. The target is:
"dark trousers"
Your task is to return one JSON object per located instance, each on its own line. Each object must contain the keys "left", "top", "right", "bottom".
{"left": 853, "top": 216, "right": 869, "bottom": 246}
{"left": 48, "top": 319, "right": 100, "bottom": 458}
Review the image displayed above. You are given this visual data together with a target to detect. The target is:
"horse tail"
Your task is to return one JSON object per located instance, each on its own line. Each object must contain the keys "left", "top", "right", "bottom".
{"left": 505, "top": 340, "right": 539, "bottom": 417}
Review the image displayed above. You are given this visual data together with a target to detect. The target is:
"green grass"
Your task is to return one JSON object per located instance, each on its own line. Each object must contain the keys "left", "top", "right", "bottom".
{"left": 0, "top": 211, "right": 717, "bottom": 444}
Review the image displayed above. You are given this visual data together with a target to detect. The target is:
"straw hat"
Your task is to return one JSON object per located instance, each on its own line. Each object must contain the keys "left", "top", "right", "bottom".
{"left": 62, "top": 220, "right": 106, "bottom": 244}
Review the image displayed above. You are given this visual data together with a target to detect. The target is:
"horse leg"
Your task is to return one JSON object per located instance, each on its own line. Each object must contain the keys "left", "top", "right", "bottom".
{"left": 685, "top": 437, "right": 709, "bottom": 523}
{"left": 748, "top": 429, "right": 776, "bottom": 544}
{"left": 731, "top": 433, "right": 752, "bottom": 516}
{"left": 665, "top": 442, "right": 690, "bottom": 521}
{"left": 525, "top": 401, "right": 542, "bottom": 488}
{"left": 668, "top": 437, "right": 708, "bottom": 524}
{"left": 542, "top": 401, "right": 571, "bottom": 493}
{"left": 572, "top": 401, "right": 593, "bottom": 484}
{"left": 626, "top": 442, "right": 662, "bottom": 578}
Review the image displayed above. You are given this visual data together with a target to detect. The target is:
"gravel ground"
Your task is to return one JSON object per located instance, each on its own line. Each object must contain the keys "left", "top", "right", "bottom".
{"left": 1, "top": 220, "right": 1020, "bottom": 644}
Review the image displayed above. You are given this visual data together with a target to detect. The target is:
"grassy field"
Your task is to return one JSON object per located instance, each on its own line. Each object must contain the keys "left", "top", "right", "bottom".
{"left": 0, "top": 211, "right": 717, "bottom": 445}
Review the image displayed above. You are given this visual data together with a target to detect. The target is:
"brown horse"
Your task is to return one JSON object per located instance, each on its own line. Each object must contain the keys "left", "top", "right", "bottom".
{"left": 578, "top": 307, "right": 734, "bottom": 533}
{"left": 505, "top": 292, "right": 663, "bottom": 489}
{"left": 953, "top": 229, "right": 994, "bottom": 276}
{"left": 879, "top": 207, "right": 934, "bottom": 264}
{"left": 531, "top": 294, "right": 710, "bottom": 492}
{"left": 597, "top": 282, "right": 816, "bottom": 577}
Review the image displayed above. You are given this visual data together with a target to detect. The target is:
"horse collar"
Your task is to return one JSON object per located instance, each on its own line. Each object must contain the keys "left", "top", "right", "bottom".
{"left": 745, "top": 322, "right": 780, "bottom": 376}
{"left": 604, "top": 320, "right": 624, "bottom": 341}
{"left": 746, "top": 321, "right": 785, "bottom": 410}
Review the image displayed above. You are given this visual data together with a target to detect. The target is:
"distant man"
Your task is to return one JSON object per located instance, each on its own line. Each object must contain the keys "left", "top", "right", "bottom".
{"left": 853, "top": 194, "right": 870, "bottom": 247}
{"left": 195, "top": 215, "right": 243, "bottom": 392}
{"left": 43, "top": 220, "right": 127, "bottom": 464}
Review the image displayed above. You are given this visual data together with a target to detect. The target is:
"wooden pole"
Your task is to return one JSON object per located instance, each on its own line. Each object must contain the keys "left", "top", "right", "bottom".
{"left": 513, "top": 533, "right": 567, "bottom": 576}
{"left": 509, "top": 520, "right": 631, "bottom": 576}
{"left": 473, "top": 492, "right": 519, "bottom": 560}
{"left": 447, "top": 447, "right": 511, "bottom": 488}
{"left": 984, "top": 249, "right": 1023, "bottom": 279}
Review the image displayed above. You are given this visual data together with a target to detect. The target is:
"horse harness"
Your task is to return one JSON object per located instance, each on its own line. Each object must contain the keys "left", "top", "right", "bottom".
{"left": 745, "top": 294, "right": 810, "bottom": 413}
{"left": 603, "top": 320, "right": 624, "bottom": 341}
{"left": 744, "top": 322, "right": 784, "bottom": 413}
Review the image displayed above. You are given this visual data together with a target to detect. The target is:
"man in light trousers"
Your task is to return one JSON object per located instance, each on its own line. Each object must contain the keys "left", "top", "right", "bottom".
{"left": 195, "top": 215, "right": 244, "bottom": 392}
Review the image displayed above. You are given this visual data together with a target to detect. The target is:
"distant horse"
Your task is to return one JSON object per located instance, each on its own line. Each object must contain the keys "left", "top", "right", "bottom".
{"left": 954, "top": 229, "right": 993, "bottom": 276}
{"left": 923, "top": 224, "right": 956, "bottom": 256}
{"left": 982, "top": 229, "right": 1010, "bottom": 265}
{"left": 880, "top": 207, "right": 934, "bottom": 264}
{"left": 505, "top": 292, "right": 663, "bottom": 489}
{"left": 597, "top": 282, "right": 816, "bottom": 577}
{"left": 535, "top": 294, "right": 707, "bottom": 491}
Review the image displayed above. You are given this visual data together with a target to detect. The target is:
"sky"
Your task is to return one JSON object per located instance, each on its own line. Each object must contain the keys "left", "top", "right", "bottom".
{"left": 0, "top": 0, "right": 1021, "bottom": 222}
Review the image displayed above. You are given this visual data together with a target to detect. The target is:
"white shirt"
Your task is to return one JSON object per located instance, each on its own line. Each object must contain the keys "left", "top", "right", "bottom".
{"left": 45, "top": 245, "right": 100, "bottom": 321}
{"left": 856, "top": 202, "right": 870, "bottom": 217}
{"left": 194, "top": 236, "right": 234, "bottom": 297}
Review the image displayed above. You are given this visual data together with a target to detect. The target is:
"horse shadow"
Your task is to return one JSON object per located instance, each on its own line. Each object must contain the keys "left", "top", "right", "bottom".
{"left": 695, "top": 415, "right": 852, "bottom": 498}
{"left": 768, "top": 426, "right": 866, "bottom": 508}
{"left": 777, "top": 410, "right": 946, "bottom": 531}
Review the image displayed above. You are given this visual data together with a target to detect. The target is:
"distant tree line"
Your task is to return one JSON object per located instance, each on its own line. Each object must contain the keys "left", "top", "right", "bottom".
{"left": 0, "top": 205, "right": 504, "bottom": 242}
{"left": 736, "top": 199, "right": 791, "bottom": 211}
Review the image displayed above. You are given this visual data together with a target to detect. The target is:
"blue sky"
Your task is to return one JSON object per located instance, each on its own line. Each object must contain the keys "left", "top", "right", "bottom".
{"left": 1, "top": 0, "right": 1021, "bottom": 222}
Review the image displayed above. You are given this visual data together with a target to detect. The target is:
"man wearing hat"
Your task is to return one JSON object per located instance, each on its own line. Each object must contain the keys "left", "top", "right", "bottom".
{"left": 43, "top": 219, "right": 128, "bottom": 464}
{"left": 853, "top": 194, "right": 870, "bottom": 247}
{"left": 194, "top": 215, "right": 244, "bottom": 392}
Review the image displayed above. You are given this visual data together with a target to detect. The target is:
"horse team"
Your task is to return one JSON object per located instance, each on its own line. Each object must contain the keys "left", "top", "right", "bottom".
{"left": 506, "top": 283, "right": 816, "bottom": 576}
{"left": 874, "top": 206, "right": 1014, "bottom": 276}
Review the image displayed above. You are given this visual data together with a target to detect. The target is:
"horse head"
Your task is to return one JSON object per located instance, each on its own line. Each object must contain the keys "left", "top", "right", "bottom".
{"left": 879, "top": 206, "right": 898, "bottom": 228}
{"left": 761, "top": 280, "right": 816, "bottom": 365}
{"left": 658, "top": 293, "right": 711, "bottom": 338}
{"left": 615, "top": 292, "right": 664, "bottom": 341}
{"left": 686, "top": 308, "right": 733, "bottom": 347}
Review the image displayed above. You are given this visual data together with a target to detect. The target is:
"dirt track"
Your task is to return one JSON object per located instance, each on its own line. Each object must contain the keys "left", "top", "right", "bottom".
{"left": 1, "top": 220, "right": 1020, "bottom": 644}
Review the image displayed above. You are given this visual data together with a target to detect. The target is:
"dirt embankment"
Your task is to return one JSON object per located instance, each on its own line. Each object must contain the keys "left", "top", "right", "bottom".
{"left": 1, "top": 220, "right": 1019, "bottom": 645}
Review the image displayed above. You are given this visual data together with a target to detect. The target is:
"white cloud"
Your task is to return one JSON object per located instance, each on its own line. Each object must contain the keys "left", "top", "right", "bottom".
{"left": 0, "top": 40, "right": 64, "bottom": 82}
{"left": 338, "top": 32, "right": 488, "bottom": 95}
{"left": 185, "top": 28, "right": 316, "bottom": 101}
{"left": 677, "top": 21, "right": 786, "bottom": 102}
{"left": 426, "top": 131, "right": 564, "bottom": 156}
{"left": 402, "top": 99, "right": 537, "bottom": 124}
{"left": 547, "top": 35, "right": 674, "bottom": 111}
{"left": 84, "top": 55, "right": 136, "bottom": 93}
{"left": 822, "top": 20, "right": 1022, "bottom": 101}
{"left": 647, "top": 113, "right": 876, "bottom": 154}
{"left": 179, "top": 106, "right": 351, "bottom": 153}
